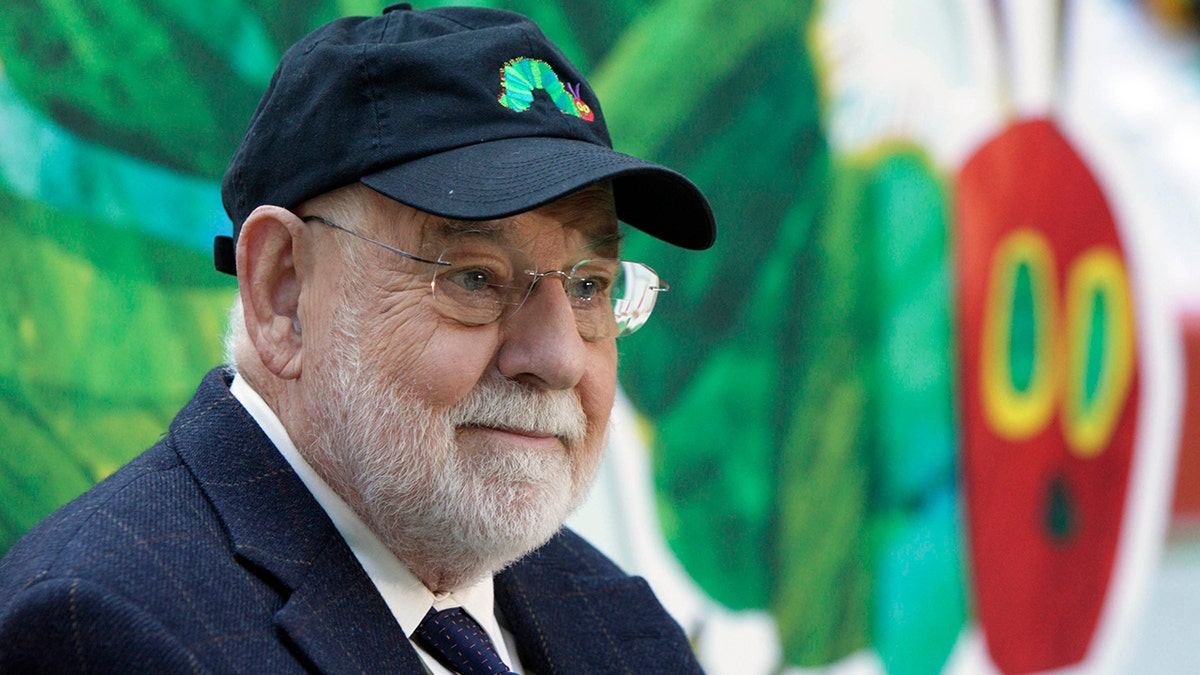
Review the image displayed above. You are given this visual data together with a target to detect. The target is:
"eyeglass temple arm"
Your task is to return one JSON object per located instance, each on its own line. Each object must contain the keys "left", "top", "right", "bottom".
{"left": 301, "top": 215, "right": 450, "bottom": 267}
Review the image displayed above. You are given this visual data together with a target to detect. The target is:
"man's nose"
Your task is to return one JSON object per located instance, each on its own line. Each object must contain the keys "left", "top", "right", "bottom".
{"left": 495, "top": 276, "right": 587, "bottom": 390}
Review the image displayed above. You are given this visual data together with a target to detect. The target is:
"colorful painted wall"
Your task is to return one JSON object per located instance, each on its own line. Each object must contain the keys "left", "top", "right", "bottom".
{"left": 3, "top": 0, "right": 1198, "bottom": 672}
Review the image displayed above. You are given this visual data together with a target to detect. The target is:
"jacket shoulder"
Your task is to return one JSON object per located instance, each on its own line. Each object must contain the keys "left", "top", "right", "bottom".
{"left": 498, "top": 529, "right": 703, "bottom": 673}
{"left": 0, "top": 369, "right": 308, "bottom": 672}
{"left": 0, "top": 438, "right": 203, "bottom": 598}
{"left": 528, "top": 527, "right": 630, "bottom": 575}
{"left": 0, "top": 576, "right": 209, "bottom": 674}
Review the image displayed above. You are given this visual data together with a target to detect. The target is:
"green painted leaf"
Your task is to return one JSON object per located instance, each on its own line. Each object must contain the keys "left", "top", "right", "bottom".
{"left": 0, "top": 186, "right": 234, "bottom": 552}
{"left": 771, "top": 156, "right": 878, "bottom": 664}
{"left": 0, "top": 0, "right": 388, "bottom": 178}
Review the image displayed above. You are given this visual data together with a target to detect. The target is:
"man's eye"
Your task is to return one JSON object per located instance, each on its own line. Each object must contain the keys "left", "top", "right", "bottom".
{"left": 447, "top": 269, "right": 493, "bottom": 292}
{"left": 571, "top": 277, "right": 608, "bottom": 301}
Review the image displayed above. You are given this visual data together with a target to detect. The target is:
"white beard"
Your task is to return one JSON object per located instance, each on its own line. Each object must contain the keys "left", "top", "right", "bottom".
{"left": 302, "top": 305, "right": 602, "bottom": 590}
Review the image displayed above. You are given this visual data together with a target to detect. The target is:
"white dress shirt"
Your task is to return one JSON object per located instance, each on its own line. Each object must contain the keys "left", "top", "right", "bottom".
{"left": 230, "top": 375, "right": 524, "bottom": 674}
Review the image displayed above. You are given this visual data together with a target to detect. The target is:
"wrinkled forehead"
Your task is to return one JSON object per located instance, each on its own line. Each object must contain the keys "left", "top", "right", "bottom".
{"left": 425, "top": 217, "right": 621, "bottom": 256}
{"left": 414, "top": 186, "right": 621, "bottom": 258}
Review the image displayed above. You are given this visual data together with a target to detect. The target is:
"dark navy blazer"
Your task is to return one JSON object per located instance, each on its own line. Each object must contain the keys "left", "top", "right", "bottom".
{"left": 0, "top": 369, "right": 702, "bottom": 673}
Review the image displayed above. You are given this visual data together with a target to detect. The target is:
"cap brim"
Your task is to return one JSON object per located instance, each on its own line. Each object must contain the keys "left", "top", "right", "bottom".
{"left": 359, "top": 136, "right": 715, "bottom": 250}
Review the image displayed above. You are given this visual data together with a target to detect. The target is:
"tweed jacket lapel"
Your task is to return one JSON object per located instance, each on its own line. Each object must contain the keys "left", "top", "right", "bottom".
{"left": 273, "top": 538, "right": 427, "bottom": 673}
{"left": 170, "top": 369, "right": 423, "bottom": 673}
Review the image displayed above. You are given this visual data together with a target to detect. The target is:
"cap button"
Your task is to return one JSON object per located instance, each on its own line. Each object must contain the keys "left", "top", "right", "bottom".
{"left": 383, "top": 3, "right": 412, "bottom": 12}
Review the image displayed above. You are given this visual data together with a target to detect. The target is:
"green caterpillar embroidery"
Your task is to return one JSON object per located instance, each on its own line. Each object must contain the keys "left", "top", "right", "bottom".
{"left": 497, "top": 57, "right": 594, "bottom": 121}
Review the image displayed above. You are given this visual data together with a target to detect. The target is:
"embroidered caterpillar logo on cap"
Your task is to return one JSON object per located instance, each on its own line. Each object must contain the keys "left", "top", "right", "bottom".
{"left": 497, "top": 57, "right": 594, "bottom": 121}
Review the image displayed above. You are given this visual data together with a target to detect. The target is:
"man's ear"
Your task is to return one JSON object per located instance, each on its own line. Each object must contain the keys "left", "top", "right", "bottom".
{"left": 236, "top": 205, "right": 307, "bottom": 380}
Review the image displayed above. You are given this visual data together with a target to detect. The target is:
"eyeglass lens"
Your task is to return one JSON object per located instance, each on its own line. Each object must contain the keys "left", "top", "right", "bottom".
{"left": 431, "top": 244, "right": 665, "bottom": 339}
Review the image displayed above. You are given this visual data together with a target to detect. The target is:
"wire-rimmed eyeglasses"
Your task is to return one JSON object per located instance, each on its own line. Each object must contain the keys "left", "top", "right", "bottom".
{"left": 303, "top": 215, "right": 669, "bottom": 339}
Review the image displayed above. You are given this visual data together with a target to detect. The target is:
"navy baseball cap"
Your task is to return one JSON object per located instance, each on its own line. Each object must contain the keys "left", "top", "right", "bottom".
{"left": 215, "top": 3, "right": 716, "bottom": 274}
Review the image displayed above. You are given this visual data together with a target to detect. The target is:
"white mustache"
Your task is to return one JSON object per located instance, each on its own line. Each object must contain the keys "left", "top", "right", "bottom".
{"left": 448, "top": 376, "right": 588, "bottom": 447}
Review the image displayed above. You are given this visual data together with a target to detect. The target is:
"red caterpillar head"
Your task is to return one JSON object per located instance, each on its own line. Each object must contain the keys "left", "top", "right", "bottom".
{"left": 566, "top": 82, "right": 595, "bottom": 121}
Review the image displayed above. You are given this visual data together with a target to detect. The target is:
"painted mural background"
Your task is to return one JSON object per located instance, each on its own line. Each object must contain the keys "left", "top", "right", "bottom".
{"left": 2, "top": 0, "right": 1198, "bottom": 672}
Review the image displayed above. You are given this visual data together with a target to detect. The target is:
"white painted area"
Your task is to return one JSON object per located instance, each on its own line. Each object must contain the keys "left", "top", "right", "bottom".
{"left": 814, "top": 0, "right": 1004, "bottom": 167}
{"left": 1126, "top": 534, "right": 1200, "bottom": 673}
{"left": 995, "top": 0, "right": 1062, "bottom": 115}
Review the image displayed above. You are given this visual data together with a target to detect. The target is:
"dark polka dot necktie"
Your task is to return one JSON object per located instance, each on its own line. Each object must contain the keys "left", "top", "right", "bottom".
{"left": 412, "top": 606, "right": 514, "bottom": 674}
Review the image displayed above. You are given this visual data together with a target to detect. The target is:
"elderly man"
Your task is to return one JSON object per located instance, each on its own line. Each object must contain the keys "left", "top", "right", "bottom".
{"left": 0, "top": 4, "right": 715, "bottom": 674}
